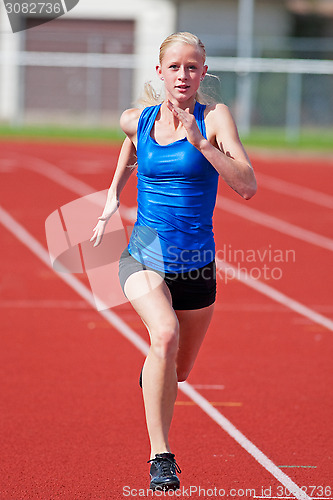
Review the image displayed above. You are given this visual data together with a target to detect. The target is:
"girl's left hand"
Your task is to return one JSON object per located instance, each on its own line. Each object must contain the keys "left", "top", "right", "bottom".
{"left": 166, "top": 100, "right": 206, "bottom": 149}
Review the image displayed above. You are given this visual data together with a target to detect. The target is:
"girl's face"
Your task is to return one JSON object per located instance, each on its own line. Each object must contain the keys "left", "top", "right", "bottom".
{"left": 157, "top": 43, "right": 208, "bottom": 104}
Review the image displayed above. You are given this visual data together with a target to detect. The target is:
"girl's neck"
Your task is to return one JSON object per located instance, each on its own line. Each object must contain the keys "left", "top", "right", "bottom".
{"left": 163, "top": 96, "right": 196, "bottom": 114}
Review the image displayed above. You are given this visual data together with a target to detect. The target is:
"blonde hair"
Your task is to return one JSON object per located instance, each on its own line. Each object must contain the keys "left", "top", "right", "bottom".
{"left": 159, "top": 32, "right": 206, "bottom": 65}
{"left": 138, "top": 31, "right": 217, "bottom": 107}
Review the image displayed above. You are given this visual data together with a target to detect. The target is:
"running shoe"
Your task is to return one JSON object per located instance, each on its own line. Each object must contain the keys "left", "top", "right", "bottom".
{"left": 148, "top": 452, "right": 181, "bottom": 491}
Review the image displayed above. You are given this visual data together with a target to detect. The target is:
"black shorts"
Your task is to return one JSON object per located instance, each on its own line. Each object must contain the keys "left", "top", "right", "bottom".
{"left": 118, "top": 247, "right": 216, "bottom": 310}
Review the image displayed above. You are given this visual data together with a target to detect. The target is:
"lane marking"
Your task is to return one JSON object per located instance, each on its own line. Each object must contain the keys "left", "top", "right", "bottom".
{"left": 216, "top": 197, "right": 333, "bottom": 252}
{"left": 3, "top": 152, "right": 333, "bottom": 249}
{"left": 0, "top": 205, "right": 310, "bottom": 500}
{"left": 192, "top": 384, "right": 225, "bottom": 390}
{"left": 215, "top": 303, "right": 333, "bottom": 313}
{"left": 13, "top": 153, "right": 333, "bottom": 252}
{"left": 0, "top": 300, "right": 87, "bottom": 309}
{"left": 175, "top": 401, "right": 242, "bottom": 407}
{"left": 257, "top": 172, "right": 333, "bottom": 210}
{"left": 278, "top": 465, "right": 317, "bottom": 468}
{"left": 11, "top": 155, "right": 333, "bottom": 332}
{"left": 180, "top": 382, "right": 310, "bottom": 500}
{"left": 0, "top": 204, "right": 149, "bottom": 353}
{"left": 216, "top": 260, "right": 333, "bottom": 332}
{"left": 26, "top": 157, "right": 96, "bottom": 197}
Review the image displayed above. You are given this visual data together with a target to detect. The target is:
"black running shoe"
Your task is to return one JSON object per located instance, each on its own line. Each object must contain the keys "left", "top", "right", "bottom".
{"left": 148, "top": 452, "right": 181, "bottom": 491}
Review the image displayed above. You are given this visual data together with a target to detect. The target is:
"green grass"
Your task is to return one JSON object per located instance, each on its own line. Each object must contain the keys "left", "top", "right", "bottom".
{"left": 0, "top": 123, "right": 332, "bottom": 152}
{"left": 0, "top": 124, "right": 125, "bottom": 143}
{"left": 241, "top": 127, "right": 333, "bottom": 152}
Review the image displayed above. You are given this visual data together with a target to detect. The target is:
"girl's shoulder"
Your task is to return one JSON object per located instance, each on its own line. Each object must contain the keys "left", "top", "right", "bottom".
{"left": 120, "top": 108, "right": 142, "bottom": 138}
{"left": 204, "top": 102, "right": 237, "bottom": 133}
{"left": 204, "top": 102, "right": 231, "bottom": 122}
{"left": 204, "top": 102, "right": 240, "bottom": 144}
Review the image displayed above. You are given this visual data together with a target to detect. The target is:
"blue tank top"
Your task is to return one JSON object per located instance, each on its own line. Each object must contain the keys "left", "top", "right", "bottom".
{"left": 128, "top": 101, "right": 219, "bottom": 273}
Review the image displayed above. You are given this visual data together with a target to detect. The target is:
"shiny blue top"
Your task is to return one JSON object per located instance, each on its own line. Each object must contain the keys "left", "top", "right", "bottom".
{"left": 128, "top": 101, "right": 219, "bottom": 273}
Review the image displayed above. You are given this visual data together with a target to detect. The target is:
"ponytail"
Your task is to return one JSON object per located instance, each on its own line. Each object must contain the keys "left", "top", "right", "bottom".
{"left": 137, "top": 74, "right": 220, "bottom": 108}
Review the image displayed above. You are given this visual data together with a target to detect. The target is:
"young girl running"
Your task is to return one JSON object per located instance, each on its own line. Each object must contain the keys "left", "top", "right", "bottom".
{"left": 91, "top": 32, "right": 257, "bottom": 491}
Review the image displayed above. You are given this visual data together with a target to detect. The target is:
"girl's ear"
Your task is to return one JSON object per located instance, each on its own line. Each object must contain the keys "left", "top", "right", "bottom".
{"left": 201, "top": 64, "right": 208, "bottom": 81}
{"left": 156, "top": 65, "right": 163, "bottom": 81}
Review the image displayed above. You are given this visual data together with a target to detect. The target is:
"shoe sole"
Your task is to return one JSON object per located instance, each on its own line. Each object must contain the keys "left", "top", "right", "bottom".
{"left": 150, "top": 479, "right": 180, "bottom": 491}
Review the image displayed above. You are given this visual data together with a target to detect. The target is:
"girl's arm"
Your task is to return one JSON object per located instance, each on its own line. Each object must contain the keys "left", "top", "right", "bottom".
{"left": 167, "top": 100, "right": 257, "bottom": 200}
{"left": 107, "top": 135, "right": 137, "bottom": 203}
{"left": 90, "top": 136, "right": 137, "bottom": 247}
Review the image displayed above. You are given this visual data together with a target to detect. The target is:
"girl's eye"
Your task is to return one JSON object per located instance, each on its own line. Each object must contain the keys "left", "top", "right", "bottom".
{"left": 169, "top": 65, "right": 178, "bottom": 69}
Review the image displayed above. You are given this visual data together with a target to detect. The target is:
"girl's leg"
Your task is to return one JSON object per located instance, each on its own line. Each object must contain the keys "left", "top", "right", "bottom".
{"left": 175, "top": 303, "right": 215, "bottom": 382}
{"left": 124, "top": 270, "right": 179, "bottom": 458}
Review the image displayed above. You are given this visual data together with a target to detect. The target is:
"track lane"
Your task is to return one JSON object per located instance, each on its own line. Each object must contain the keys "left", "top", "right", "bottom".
{"left": 212, "top": 209, "right": 333, "bottom": 318}
{"left": 1, "top": 140, "right": 327, "bottom": 496}
{"left": 2, "top": 147, "right": 332, "bottom": 319}
{"left": 0, "top": 222, "right": 149, "bottom": 499}
{"left": 0, "top": 203, "right": 314, "bottom": 500}
{"left": 249, "top": 154, "right": 333, "bottom": 195}
{"left": 255, "top": 172, "right": 333, "bottom": 210}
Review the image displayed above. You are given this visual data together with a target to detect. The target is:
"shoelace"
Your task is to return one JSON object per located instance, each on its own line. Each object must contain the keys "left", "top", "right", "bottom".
{"left": 147, "top": 455, "right": 182, "bottom": 475}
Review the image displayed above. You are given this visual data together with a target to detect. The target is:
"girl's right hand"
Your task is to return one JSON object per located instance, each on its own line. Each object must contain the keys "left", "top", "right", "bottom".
{"left": 90, "top": 199, "right": 119, "bottom": 247}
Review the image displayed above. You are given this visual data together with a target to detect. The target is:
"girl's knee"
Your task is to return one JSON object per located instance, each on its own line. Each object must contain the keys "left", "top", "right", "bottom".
{"left": 150, "top": 320, "right": 179, "bottom": 360}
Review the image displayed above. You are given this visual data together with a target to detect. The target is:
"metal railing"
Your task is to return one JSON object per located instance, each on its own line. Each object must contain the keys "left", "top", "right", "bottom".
{"left": 1, "top": 50, "right": 333, "bottom": 138}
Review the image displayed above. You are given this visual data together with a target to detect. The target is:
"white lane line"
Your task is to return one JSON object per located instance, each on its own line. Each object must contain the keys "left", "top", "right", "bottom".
{"left": 215, "top": 303, "right": 333, "bottom": 314}
{"left": 192, "top": 384, "right": 225, "bottom": 390}
{"left": 0, "top": 205, "right": 310, "bottom": 500}
{"left": 15, "top": 155, "right": 333, "bottom": 333}
{"left": 0, "top": 300, "right": 87, "bottom": 309}
{"left": 257, "top": 172, "right": 333, "bottom": 210}
{"left": 0, "top": 205, "right": 149, "bottom": 355}
{"left": 25, "top": 157, "right": 138, "bottom": 223}
{"left": 27, "top": 158, "right": 96, "bottom": 196}
{"left": 180, "top": 383, "right": 310, "bottom": 500}
{"left": 216, "top": 260, "right": 333, "bottom": 332}
{"left": 216, "top": 197, "right": 333, "bottom": 252}
{"left": 18, "top": 154, "right": 333, "bottom": 252}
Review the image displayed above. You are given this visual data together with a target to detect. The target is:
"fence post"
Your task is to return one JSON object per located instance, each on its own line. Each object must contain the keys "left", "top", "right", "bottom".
{"left": 286, "top": 72, "right": 302, "bottom": 142}
{"left": 0, "top": 19, "right": 23, "bottom": 125}
{"left": 236, "top": 0, "right": 254, "bottom": 136}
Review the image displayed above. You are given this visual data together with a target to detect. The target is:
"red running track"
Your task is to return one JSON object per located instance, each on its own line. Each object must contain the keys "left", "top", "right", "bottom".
{"left": 0, "top": 140, "right": 332, "bottom": 500}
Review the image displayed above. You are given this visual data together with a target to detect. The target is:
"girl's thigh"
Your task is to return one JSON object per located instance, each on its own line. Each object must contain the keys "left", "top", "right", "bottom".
{"left": 124, "top": 270, "right": 178, "bottom": 334}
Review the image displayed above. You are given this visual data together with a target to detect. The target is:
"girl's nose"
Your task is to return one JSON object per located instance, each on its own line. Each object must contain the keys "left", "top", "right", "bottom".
{"left": 178, "top": 67, "right": 186, "bottom": 80}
